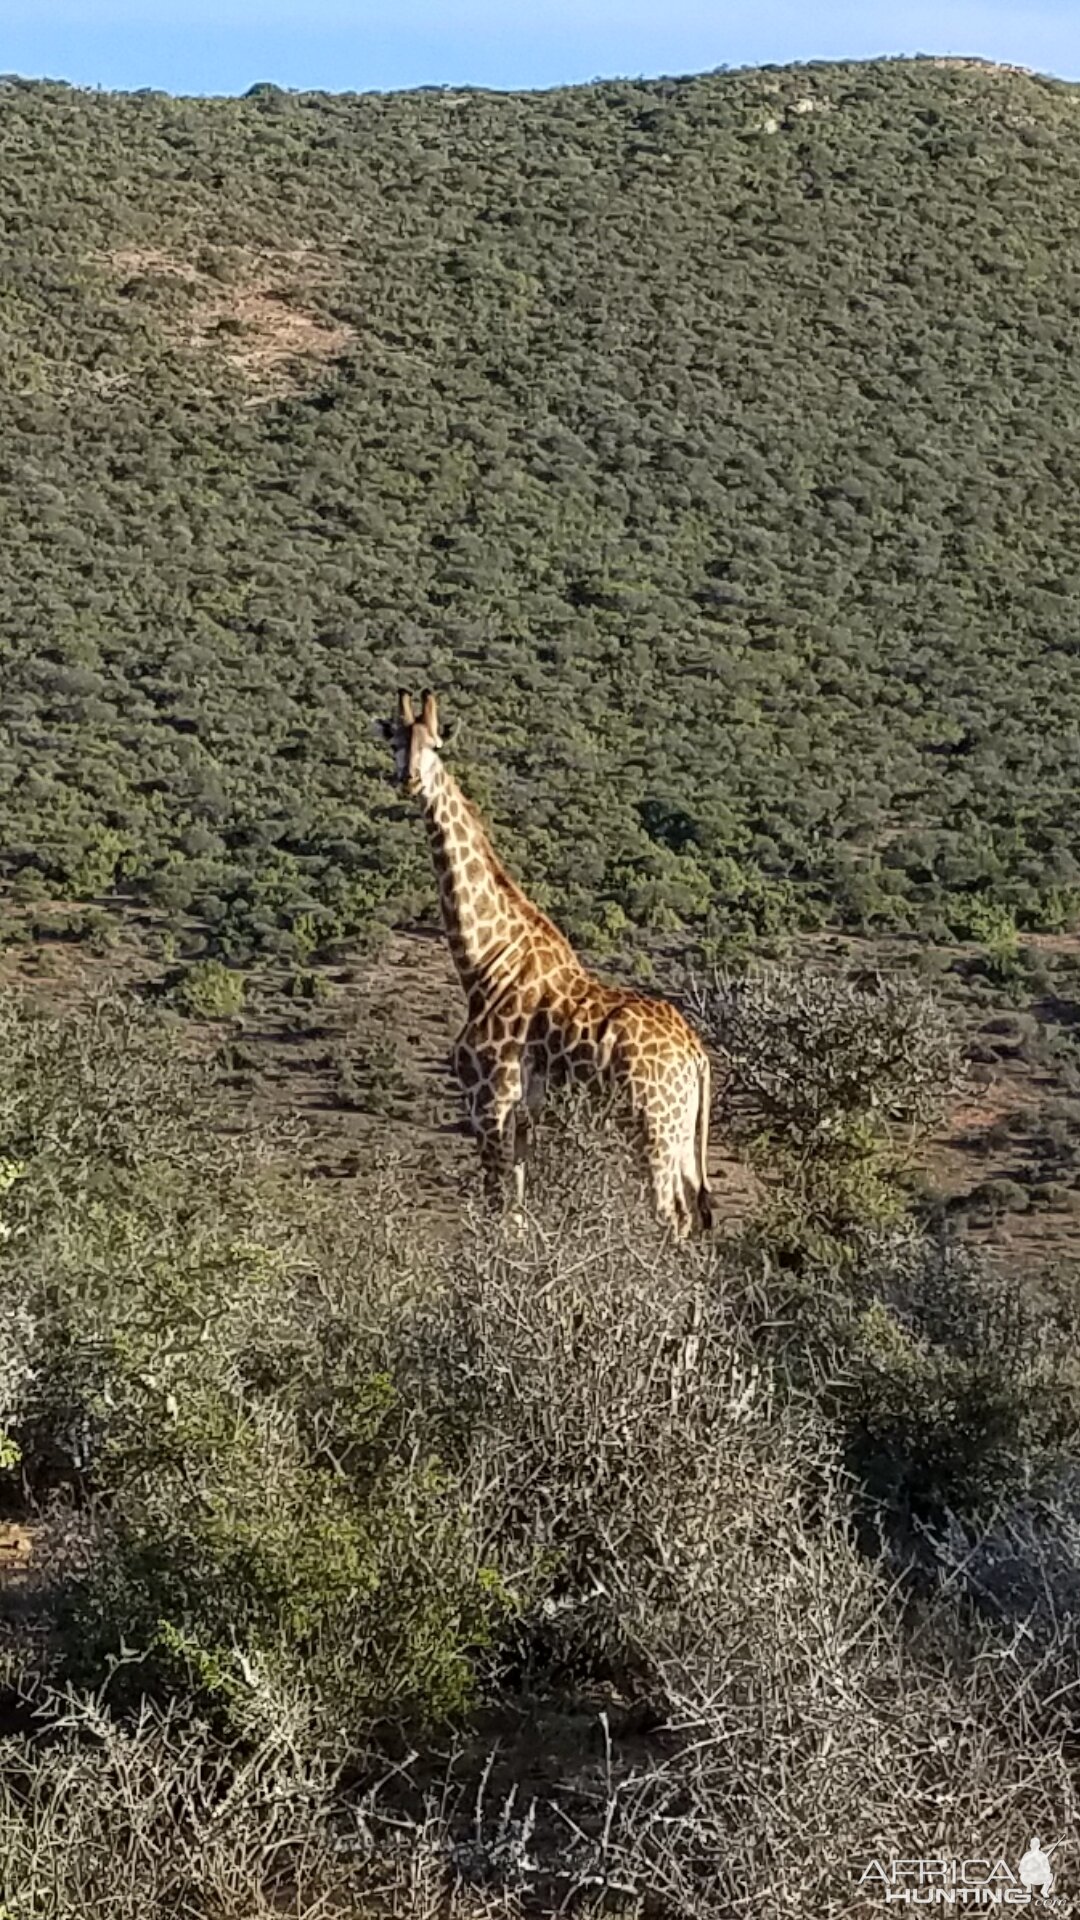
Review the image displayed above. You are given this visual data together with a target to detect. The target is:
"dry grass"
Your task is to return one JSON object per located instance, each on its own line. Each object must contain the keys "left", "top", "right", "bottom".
{"left": 5, "top": 1128, "right": 1079, "bottom": 1915}
{"left": 2, "top": 984, "right": 1080, "bottom": 1917}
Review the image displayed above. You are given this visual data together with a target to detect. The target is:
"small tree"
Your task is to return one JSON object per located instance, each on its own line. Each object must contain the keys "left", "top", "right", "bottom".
{"left": 172, "top": 960, "right": 245, "bottom": 1021}
{"left": 688, "top": 963, "right": 962, "bottom": 1250}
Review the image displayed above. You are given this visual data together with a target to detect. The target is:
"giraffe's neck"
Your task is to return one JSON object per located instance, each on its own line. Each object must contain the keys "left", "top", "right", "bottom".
{"left": 419, "top": 758, "right": 536, "bottom": 999}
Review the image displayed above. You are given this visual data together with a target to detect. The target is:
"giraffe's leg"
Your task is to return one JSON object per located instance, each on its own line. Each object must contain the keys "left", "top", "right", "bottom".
{"left": 677, "top": 1134, "right": 708, "bottom": 1235}
{"left": 467, "top": 1053, "right": 524, "bottom": 1210}
{"left": 512, "top": 1057, "right": 547, "bottom": 1208}
{"left": 643, "top": 1116, "right": 693, "bottom": 1240}
{"left": 646, "top": 1137, "right": 680, "bottom": 1237}
{"left": 652, "top": 1055, "right": 709, "bottom": 1241}
{"left": 677, "top": 1067, "right": 709, "bottom": 1235}
{"left": 670, "top": 1175, "right": 695, "bottom": 1242}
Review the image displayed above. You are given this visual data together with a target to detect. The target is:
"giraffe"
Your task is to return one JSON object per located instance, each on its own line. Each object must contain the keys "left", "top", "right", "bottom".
{"left": 374, "top": 690, "right": 714, "bottom": 1239}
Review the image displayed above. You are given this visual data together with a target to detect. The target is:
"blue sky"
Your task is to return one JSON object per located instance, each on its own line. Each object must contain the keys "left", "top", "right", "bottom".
{"left": 4, "top": 1, "right": 1079, "bottom": 97}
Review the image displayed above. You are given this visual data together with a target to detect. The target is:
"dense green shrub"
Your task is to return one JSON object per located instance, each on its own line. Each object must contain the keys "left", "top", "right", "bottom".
{"left": 834, "top": 1229, "right": 1080, "bottom": 1524}
{"left": 688, "top": 964, "right": 1080, "bottom": 1520}
{"left": 0, "top": 990, "right": 511, "bottom": 1739}
{"left": 171, "top": 958, "right": 246, "bottom": 1019}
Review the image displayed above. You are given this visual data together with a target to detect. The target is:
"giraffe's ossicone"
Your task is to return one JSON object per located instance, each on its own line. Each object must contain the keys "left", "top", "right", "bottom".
{"left": 375, "top": 689, "right": 714, "bottom": 1239}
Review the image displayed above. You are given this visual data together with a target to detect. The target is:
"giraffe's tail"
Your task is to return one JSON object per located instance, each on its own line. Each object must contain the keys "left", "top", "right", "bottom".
{"left": 694, "top": 1049, "right": 714, "bottom": 1233}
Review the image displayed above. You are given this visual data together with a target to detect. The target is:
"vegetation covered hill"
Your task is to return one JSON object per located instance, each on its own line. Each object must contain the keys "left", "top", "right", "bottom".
{"left": 3, "top": 58, "right": 1080, "bottom": 962}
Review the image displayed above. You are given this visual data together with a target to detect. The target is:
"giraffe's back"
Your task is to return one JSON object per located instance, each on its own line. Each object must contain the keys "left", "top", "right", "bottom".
{"left": 538, "top": 973, "right": 708, "bottom": 1086}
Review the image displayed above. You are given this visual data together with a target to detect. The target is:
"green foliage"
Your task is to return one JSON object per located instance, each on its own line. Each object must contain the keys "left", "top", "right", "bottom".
{"left": 692, "top": 963, "right": 960, "bottom": 1253}
{"left": 955, "top": 896, "right": 1026, "bottom": 985}
{"left": 1, "top": 63, "right": 1080, "bottom": 953}
{"left": 693, "top": 961, "right": 1080, "bottom": 1518}
{"left": 0, "top": 990, "right": 512, "bottom": 1738}
{"left": 956, "top": 898, "right": 1020, "bottom": 954}
{"left": 171, "top": 958, "right": 245, "bottom": 1019}
{"left": 60, "top": 826, "right": 132, "bottom": 898}
{"left": 831, "top": 1231, "right": 1080, "bottom": 1522}
{"left": 330, "top": 1031, "right": 410, "bottom": 1115}
{"left": 61, "top": 1440, "right": 503, "bottom": 1732}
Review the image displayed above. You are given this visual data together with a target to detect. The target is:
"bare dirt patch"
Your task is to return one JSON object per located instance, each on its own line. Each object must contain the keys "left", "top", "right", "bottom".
{"left": 925, "top": 58, "right": 1037, "bottom": 77}
{"left": 3, "top": 912, "right": 1080, "bottom": 1263}
{"left": 105, "top": 244, "right": 354, "bottom": 397}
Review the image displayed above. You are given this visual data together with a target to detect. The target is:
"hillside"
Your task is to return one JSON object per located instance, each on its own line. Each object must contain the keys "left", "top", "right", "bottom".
{"left": 3, "top": 57, "right": 1080, "bottom": 965}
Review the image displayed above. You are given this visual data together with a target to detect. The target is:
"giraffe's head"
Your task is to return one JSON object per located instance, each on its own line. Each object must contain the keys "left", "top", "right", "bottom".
{"left": 374, "top": 689, "right": 453, "bottom": 798}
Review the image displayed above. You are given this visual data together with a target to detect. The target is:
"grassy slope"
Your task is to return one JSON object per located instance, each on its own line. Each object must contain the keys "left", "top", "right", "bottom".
{"left": 2, "top": 59, "right": 1080, "bottom": 963}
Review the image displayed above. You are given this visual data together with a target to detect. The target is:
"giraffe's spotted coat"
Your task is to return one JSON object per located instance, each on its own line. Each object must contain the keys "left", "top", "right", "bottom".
{"left": 377, "top": 690, "right": 713, "bottom": 1238}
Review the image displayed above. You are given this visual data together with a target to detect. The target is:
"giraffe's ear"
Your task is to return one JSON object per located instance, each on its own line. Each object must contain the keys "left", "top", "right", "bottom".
{"left": 372, "top": 717, "right": 394, "bottom": 743}
{"left": 440, "top": 716, "right": 459, "bottom": 750}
